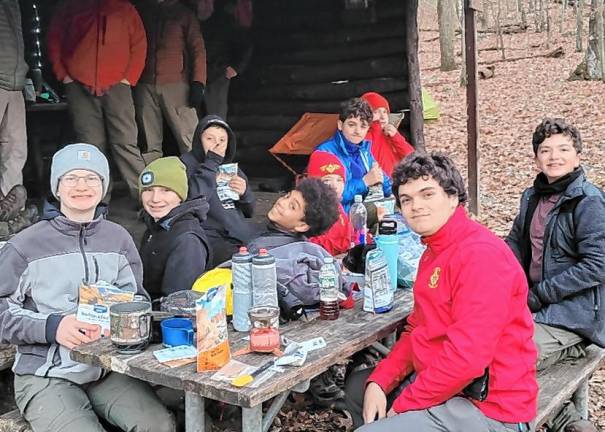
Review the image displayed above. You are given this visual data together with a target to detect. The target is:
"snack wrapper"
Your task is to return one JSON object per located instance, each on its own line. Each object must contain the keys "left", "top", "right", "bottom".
{"left": 196, "top": 285, "right": 231, "bottom": 372}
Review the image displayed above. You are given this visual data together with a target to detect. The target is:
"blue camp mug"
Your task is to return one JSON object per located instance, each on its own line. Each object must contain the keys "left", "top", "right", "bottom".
{"left": 161, "top": 318, "right": 194, "bottom": 347}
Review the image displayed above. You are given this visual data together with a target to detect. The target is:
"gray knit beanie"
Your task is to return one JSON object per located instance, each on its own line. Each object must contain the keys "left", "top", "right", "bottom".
{"left": 50, "top": 144, "right": 110, "bottom": 199}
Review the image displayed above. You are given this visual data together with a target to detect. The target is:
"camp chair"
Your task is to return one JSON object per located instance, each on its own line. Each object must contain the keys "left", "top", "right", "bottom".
{"left": 269, "top": 112, "right": 339, "bottom": 182}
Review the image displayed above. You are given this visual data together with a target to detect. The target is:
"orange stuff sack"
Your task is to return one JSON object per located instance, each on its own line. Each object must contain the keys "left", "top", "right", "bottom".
{"left": 196, "top": 285, "right": 231, "bottom": 372}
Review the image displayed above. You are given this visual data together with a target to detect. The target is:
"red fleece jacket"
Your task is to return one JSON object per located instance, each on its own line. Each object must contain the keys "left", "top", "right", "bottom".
{"left": 366, "top": 121, "right": 414, "bottom": 177}
{"left": 310, "top": 204, "right": 352, "bottom": 256}
{"left": 368, "top": 207, "right": 538, "bottom": 423}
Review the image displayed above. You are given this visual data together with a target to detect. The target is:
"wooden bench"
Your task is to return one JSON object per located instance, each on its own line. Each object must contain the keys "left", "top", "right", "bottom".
{"left": 533, "top": 344, "right": 605, "bottom": 429}
{"left": 0, "top": 344, "right": 15, "bottom": 372}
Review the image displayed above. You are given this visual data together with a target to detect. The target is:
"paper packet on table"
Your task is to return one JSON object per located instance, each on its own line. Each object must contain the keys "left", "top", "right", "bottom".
{"left": 154, "top": 345, "right": 197, "bottom": 368}
{"left": 196, "top": 285, "right": 231, "bottom": 372}
{"left": 76, "top": 281, "right": 135, "bottom": 332}
{"left": 217, "top": 163, "right": 239, "bottom": 202}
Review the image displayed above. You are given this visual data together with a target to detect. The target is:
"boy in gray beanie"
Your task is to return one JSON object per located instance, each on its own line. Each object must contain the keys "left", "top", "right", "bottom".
{"left": 0, "top": 144, "right": 176, "bottom": 431}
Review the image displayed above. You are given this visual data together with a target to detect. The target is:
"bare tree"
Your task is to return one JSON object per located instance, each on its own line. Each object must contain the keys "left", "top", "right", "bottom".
{"left": 459, "top": 0, "right": 467, "bottom": 85}
{"left": 577, "top": 0, "right": 585, "bottom": 52}
{"left": 570, "top": 0, "right": 605, "bottom": 80}
{"left": 438, "top": 0, "right": 458, "bottom": 71}
{"left": 560, "top": 0, "right": 569, "bottom": 34}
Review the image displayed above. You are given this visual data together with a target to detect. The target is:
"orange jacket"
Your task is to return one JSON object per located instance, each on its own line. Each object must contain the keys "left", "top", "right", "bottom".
{"left": 48, "top": 0, "right": 147, "bottom": 95}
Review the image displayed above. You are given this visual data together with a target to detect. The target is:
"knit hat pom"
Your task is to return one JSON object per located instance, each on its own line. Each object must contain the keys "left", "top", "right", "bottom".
{"left": 361, "top": 92, "right": 390, "bottom": 113}
{"left": 307, "top": 151, "right": 346, "bottom": 179}
{"left": 139, "top": 157, "right": 188, "bottom": 202}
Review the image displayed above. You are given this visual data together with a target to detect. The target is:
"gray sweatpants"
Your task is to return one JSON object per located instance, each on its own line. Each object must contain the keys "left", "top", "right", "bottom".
{"left": 14, "top": 373, "right": 175, "bottom": 432}
{"left": 345, "top": 368, "right": 529, "bottom": 432}
{"left": 134, "top": 82, "right": 198, "bottom": 164}
{"left": 65, "top": 81, "right": 146, "bottom": 199}
{"left": 0, "top": 88, "right": 27, "bottom": 196}
{"left": 534, "top": 322, "right": 586, "bottom": 372}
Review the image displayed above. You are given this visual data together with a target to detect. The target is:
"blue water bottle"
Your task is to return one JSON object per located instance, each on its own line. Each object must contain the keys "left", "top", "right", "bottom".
{"left": 375, "top": 218, "right": 398, "bottom": 292}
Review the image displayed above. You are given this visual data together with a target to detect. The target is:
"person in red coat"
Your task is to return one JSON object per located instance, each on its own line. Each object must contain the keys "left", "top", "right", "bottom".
{"left": 307, "top": 151, "right": 353, "bottom": 255}
{"left": 345, "top": 153, "right": 538, "bottom": 431}
{"left": 361, "top": 92, "right": 414, "bottom": 177}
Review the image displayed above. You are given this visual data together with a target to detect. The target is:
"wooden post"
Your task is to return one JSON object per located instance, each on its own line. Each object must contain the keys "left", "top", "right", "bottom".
{"left": 185, "top": 392, "right": 205, "bottom": 432}
{"left": 242, "top": 405, "right": 263, "bottom": 432}
{"left": 465, "top": 0, "right": 480, "bottom": 216}
{"left": 571, "top": 379, "right": 590, "bottom": 419}
{"left": 405, "top": 0, "right": 425, "bottom": 151}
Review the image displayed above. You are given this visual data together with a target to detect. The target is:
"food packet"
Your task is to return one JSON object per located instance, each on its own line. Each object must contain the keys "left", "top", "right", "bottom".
{"left": 196, "top": 285, "right": 231, "bottom": 372}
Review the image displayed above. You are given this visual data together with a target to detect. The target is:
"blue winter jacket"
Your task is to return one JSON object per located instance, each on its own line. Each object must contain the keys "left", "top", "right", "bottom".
{"left": 315, "top": 130, "right": 392, "bottom": 213}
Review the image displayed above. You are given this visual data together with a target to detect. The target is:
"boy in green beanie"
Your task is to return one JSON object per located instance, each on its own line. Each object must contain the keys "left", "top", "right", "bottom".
{"left": 139, "top": 156, "right": 212, "bottom": 301}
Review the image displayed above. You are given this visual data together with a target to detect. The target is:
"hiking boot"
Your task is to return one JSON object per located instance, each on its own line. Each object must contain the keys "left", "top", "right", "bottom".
{"left": 309, "top": 370, "right": 346, "bottom": 409}
{"left": 564, "top": 420, "right": 598, "bottom": 432}
{"left": 7, "top": 211, "right": 34, "bottom": 236}
{"left": 0, "top": 222, "right": 9, "bottom": 241}
{"left": 23, "top": 204, "right": 39, "bottom": 224}
{"left": 0, "top": 185, "right": 26, "bottom": 222}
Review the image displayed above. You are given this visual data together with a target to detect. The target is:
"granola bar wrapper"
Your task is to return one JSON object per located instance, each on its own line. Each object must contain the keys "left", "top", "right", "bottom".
{"left": 196, "top": 285, "right": 231, "bottom": 372}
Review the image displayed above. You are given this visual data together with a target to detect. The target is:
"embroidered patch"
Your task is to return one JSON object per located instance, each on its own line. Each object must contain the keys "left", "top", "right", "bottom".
{"left": 140, "top": 171, "right": 154, "bottom": 186}
{"left": 429, "top": 267, "right": 441, "bottom": 289}
{"left": 77, "top": 150, "right": 91, "bottom": 161}
{"left": 320, "top": 163, "right": 341, "bottom": 174}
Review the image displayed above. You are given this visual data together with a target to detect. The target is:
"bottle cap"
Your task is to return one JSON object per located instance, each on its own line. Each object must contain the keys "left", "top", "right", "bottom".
{"left": 324, "top": 256, "right": 334, "bottom": 264}
{"left": 354, "top": 195, "right": 363, "bottom": 203}
{"left": 239, "top": 246, "right": 248, "bottom": 253}
{"left": 378, "top": 219, "right": 397, "bottom": 235}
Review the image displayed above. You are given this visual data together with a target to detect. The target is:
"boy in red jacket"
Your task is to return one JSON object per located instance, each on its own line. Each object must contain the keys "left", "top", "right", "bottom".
{"left": 361, "top": 92, "right": 414, "bottom": 177}
{"left": 345, "top": 153, "right": 538, "bottom": 431}
{"left": 307, "top": 151, "right": 353, "bottom": 255}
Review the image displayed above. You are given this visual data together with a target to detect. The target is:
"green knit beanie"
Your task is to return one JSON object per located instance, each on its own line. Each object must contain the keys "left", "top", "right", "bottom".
{"left": 138, "top": 157, "right": 188, "bottom": 201}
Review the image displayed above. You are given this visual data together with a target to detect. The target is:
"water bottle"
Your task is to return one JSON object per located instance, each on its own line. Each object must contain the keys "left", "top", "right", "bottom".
{"left": 375, "top": 219, "right": 398, "bottom": 292}
{"left": 251, "top": 249, "right": 278, "bottom": 309}
{"left": 232, "top": 247, "right": 253, "bottom": 331}
{"left": 319, "top": 256, "right": 340, "bottom": 320}
{"left": 349, "top": 195, "right": 367, "bottom": 246}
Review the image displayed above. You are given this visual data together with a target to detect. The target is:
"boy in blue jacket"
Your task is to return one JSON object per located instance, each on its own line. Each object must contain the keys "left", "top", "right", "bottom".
{"left": 313, "top": 98, "right": 392, "bottom": 213}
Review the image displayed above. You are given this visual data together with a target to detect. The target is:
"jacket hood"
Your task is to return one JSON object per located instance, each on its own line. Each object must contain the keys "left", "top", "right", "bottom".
{"left": 145, "top": 196, "right": 210, "bottom": 231}
{"left": 190, "top": 115, "right": 236, "bottom": 164}
{"left": 41, "top": 197, "right": 108, "bottom": 221}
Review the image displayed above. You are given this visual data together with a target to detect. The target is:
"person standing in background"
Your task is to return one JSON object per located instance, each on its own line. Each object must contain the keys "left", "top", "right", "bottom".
{"left": 47, "top": 0, "right": 148, "bottom": 200}
{"left": 0, "top": 0, "right": 29, "bottom": 220}
{"left": 134, "top": 0, "right": 207, "bottom": 164}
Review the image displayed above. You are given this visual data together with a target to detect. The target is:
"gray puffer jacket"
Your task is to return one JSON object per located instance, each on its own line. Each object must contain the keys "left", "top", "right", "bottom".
{"left": 0, "top": 202, "right": 146, "bottom": 384}
{"left": 506, "top": 172, "right": 605, "bottom": 346}
{"left": 0, "top": 0, "right": 28, "bottom": 91}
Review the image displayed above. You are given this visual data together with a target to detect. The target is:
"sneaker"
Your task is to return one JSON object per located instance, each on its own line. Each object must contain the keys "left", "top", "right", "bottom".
{"left": 565, "top": 420, "right": 598, "bottom": 432}
{"left": 0, "top": 185, "right": 26, "bottom": 222}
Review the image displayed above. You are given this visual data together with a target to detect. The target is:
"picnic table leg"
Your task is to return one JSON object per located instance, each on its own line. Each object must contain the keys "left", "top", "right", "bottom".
{"left": 383, "top": 331, "right": 397, "bottom": 349}
{"left": 185, "top": 391, "right": 205, "bottom": 432}
{"left": 262, "top": 391, "right": 290, "bottom": 432}
{"left": 571, "top": 378, "right": 589, "bottom": 419}
{"left": 242, "top": 404, "right": 262, "bottom": 432}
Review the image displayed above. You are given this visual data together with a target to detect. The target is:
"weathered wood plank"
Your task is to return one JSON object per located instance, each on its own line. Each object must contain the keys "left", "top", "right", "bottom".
{"left": 0, "top": 409, "right": 31, "bottom": 432}
{"left": 0, "top": 344, "right": 15, "bottom": 371}
{"left": 534, "top": 345, "right": 605, "bottom": 428}
{"left": 72, "top": 290, "right": 414, "bottom": 409}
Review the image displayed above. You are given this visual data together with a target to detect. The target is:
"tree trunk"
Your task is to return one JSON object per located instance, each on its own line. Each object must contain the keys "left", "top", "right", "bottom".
{"left": 577, "top": 0, "right": 584, "bottom": 52}
{"left": 438, "top": 0, "right": 458, "bottom": 71}
{"left": 460, "top": 0, "right": 468, "bottom": 85}
{"left": 570, "top": 0, "right": 605, "bottom": 80}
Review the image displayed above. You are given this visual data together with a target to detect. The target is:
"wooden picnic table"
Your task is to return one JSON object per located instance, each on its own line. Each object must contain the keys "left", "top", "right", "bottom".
{"left": 71, "top": 289, "right": 414, "bottom": 432}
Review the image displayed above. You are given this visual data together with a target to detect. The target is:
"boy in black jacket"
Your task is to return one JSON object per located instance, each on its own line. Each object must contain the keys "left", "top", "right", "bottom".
{"left": 139, "top": 157, "right": 211, "bottom": 300}
{"left": 181, "top": 115, "right": 256, "bottom": 266}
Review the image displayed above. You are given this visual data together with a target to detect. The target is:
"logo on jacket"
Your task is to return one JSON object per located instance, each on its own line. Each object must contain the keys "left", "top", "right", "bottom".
{"left": 429, "top": 267, "right": 441, "bottom": 289}
{"left": 140, "top": 171, "right": 154, "bottom": 186}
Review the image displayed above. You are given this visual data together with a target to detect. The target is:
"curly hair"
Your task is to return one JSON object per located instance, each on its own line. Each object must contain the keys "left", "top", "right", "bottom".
{"left": 339, "top": 97, "right": 373, "bottom": 124}
{"left": 532, "top": 118, "right": 582, "bottom": 155}
{"left": 391, "top": 153, "right": 467, "bottom": 206}
{"left": 296, "top": 178, "right": 340, "bottom": 237}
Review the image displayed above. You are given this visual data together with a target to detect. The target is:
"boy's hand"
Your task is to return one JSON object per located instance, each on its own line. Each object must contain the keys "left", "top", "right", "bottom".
{"left": 120, "top": 79, "right": 131, "bottom": 86}
{"left": 229, "top": 175, "right": 247, "bottom": 196}
{"left": 363, "top": 382, "right": 387, "bottom": 424}
{"left": 384, "top": 124, "right": 398, "bottom": 137}
{"left": 62, "top": 75, "right": 74, "bottom": 84}
{"left": 364, "top": 163, "right": 383, "bottom": 186}
{"left": 225, "top": 66, "right": 238, "bottom": 79}
{"left": 56, "top": 314, "right": 102, "bottom": 349}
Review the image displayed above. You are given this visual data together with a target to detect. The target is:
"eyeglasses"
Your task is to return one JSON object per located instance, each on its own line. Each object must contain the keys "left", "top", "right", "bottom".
{"left": 60, "top": 174, "right": 102, "bottom": 188}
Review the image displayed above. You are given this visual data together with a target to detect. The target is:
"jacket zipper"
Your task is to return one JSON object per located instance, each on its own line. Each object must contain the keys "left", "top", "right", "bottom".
{"left": 593, "top": 287, "right": 600, "bottom": 320}
{"left": 79, "top": 225, "right": 90, "bottom": 283}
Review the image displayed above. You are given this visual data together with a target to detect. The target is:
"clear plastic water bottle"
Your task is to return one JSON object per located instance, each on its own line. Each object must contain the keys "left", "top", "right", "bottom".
{"left": 251, "top": 249, "right": 278, "bottom": 309}
{"left": 232, "top": 247, "right": 253, "bottom": 332}
{"left": 319, "top": 256, "right": 340, "bottom": 320}
{"left": 349, "top": 194, "right": 367, "bottom": 246}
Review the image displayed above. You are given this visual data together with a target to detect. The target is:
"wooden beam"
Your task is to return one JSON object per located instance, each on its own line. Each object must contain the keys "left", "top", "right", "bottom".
{"left": 465, "top": 0, "right": 480, "bottom": 216}
{"left": 405, "top": 0, "right": 425, "bottom": 151}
